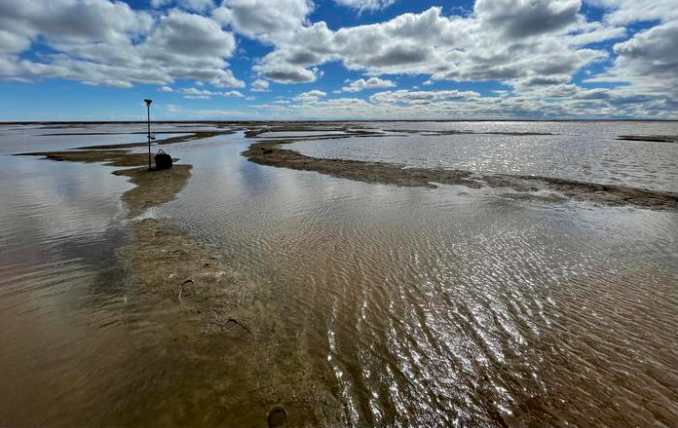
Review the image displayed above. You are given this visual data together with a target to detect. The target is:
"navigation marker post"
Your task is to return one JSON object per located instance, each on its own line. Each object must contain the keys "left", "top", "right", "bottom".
{"left": 144, "top": 99, "right": 152, "bottom": 170}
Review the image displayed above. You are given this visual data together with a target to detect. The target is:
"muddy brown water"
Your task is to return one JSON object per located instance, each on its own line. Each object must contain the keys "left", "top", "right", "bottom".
{"left": 1, "top": 123, "right": 677, "bottom": 427}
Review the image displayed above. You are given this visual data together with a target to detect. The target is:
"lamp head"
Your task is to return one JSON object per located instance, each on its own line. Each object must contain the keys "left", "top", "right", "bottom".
{"left": 144, "top": 99, "right": 152, "bottom": 106}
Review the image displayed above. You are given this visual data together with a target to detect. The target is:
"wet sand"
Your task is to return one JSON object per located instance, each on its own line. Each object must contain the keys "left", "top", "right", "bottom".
{"left": 244, "top": 139, "right": 678, "bottom": 210}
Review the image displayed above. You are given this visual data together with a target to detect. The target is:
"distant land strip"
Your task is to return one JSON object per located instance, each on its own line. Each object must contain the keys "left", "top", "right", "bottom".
{"left": 617, "top": 135, "right": 678, "bottom": 143}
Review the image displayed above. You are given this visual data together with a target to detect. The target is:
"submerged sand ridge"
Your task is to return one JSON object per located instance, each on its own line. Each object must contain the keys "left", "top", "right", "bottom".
{"left": 120, "top": 218, "right": 344, "bottom": 427}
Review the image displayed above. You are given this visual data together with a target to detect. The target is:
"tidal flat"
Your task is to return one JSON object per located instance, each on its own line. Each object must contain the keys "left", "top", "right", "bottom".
{"left": 1, "top": 121, "right": 677, "bottom": 427}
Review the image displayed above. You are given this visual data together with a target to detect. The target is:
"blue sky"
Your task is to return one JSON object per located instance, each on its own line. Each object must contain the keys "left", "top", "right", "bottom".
{"left": 0, "top": 0, "right": 676, "bottom": 120}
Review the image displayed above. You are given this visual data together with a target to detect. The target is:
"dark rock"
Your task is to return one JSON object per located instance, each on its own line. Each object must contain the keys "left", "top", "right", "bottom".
{"left": 155, "top": 150, "right": 173, "bottom": 170}
{"left": 267, "top": 406, "right": 287, "bottom": 427}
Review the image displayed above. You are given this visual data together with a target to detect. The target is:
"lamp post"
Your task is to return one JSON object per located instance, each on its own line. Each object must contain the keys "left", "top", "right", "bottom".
{"left": 144, "top": 99, "right": 152, "bottom": 170}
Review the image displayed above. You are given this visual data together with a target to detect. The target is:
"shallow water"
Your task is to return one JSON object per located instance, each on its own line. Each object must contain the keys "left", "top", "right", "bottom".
{"left": 163, "top": 132, "right": 678, "bottom": 426}
{"left": 1, "top": 123, "right": 677, "bottom": 427}
{"left": 294, "top": 121, "right": 678, "bottom": 193}
{"left": 0, "top": 146, "right": 135, "bottom": 426}
{"left": 0, "top": 122, "right": 219, "bottom": 155}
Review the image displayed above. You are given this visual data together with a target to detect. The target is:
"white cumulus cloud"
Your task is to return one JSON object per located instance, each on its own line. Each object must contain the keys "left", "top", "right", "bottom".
{"left": 251, "top": 79, "right": 270, "bottom": 91}
{"left": 333, "top": 0, "right": 397, "bottom": 12}
{"left": 342, "top": 77, "right": 396, "bottom": 92}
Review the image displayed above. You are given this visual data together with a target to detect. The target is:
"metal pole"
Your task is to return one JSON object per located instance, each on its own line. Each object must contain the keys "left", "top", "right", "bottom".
{"left": 146, "top": 103, "right": 151, "bottom": 170}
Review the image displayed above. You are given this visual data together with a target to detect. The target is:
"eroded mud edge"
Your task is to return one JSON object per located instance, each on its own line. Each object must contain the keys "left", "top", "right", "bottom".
{"left": 244, "top": 140, "right": 678, "bottom": 210}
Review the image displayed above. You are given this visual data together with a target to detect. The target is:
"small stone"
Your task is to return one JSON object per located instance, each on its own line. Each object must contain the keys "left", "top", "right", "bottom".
{"left": 267, "top": 406, "right": 287, "bottom": 427}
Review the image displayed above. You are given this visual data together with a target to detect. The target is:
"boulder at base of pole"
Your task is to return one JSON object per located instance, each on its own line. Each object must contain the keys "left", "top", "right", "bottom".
{"left": 154, "top": 149, "right": 173, "bottom": 170}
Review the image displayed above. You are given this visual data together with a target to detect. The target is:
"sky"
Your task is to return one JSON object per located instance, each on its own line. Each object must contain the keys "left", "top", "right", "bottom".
{"left": 0, "top": 0, "right": 677, "bottom": 121}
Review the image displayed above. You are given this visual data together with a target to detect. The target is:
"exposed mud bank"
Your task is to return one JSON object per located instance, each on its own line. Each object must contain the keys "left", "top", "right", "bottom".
{"left": 244, "top": 140, "right": 678, "bottom": 210}
{"left": 16, "top": 144, "right": 196, "bottom": 216}
{"left": 15, "top": 131, "right": 233, "bottom": 156}
{"left": 618, "top": 135, "right": 678, "bottom": 143}
{"left": 384, "top": 129, "right": 555, "bottom": 136}
{"left": 41, "top": 130, "right": 233, "bottom": 137}
{"left": 243, "top": 123, "right": 380, "bottom": 138}
{"left": 80, "top": 130, "right": 236, "bottom": 149}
